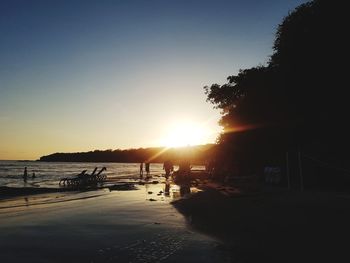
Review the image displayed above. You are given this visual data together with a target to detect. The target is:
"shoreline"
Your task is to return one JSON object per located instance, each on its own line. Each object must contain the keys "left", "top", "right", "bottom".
{"left": 6, "top": 173, "right": 350, "bottom": 262}
{"left": 0, "top": 186, "right": 74, "bottom": 200}
{"left": 0, "top": 182, "right": 142, "bottom": 200}
{"left": 0, "top": 181, "right": 229, "bottom": 262}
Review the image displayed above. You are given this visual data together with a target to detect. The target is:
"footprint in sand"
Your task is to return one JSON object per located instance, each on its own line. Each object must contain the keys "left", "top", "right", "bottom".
{"left": 95, "top": 231, "right": 188, "bottom": 262}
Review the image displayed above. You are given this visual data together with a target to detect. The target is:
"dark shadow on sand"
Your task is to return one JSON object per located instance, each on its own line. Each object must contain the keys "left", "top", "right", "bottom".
{"left": 172, "top": 187, "right": 350, "bottom": 263}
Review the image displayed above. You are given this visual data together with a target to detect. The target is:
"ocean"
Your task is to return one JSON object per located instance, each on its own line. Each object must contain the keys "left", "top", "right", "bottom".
{"left": 0, "top": 160, "right": 204, "bottom": 188}
{"left": 0, "top": 161, "right": 165, "bottom": 188}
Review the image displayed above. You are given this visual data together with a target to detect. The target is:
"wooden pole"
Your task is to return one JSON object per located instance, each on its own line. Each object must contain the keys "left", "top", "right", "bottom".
{"left": 298, "top": 149, "right": 304, "bottom": 192}
{"left": 286, "top": 152, "right": 290, "bottom": 190}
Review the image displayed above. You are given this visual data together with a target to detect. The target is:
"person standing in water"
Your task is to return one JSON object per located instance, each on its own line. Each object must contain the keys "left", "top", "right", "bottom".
{"left": 140, "top": 162, "right": 144, "bottom": 178}
{"left": 163, "top": 160, "right": 173, "bottom": 179}
{"left": 145, "top": 162, "right": 150, "bottom": 176}
{"left": 23, "top": 167, "right": 28, "bottom": 182}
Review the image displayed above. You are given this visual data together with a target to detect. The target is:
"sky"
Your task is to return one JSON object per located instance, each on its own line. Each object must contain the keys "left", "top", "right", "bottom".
{"left": 0, "top": 0, "right": 306, "bottom": 160}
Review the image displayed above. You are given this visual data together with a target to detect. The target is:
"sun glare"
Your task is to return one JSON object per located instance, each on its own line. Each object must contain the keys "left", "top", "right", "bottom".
{"left": 160, "top": 121, "right": 212, "bottom": 147}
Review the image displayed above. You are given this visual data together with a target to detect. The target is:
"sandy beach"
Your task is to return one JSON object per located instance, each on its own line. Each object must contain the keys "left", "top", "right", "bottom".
{"left": 0, "top": 180, "right": 229, "bottom": 263}
{"left": 2, "top": 158, "right": 350, "bottom": 263}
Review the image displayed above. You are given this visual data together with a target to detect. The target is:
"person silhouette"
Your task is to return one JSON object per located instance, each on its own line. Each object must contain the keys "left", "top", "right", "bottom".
{"left": 180, "top": 183, "right": 190, "bottom": 196}
{"left": 140, "top": 163, "right": 144, "bottom": 178}
{"left": 179, "top": 160, "right": 191, "bottom": 175}
{"left": 23, "top": 167, "right": 28, "bottom": 182}
{"left": 163, "top": 160, "right": 173, "bottom": 179}
{"left": 32, "top": 172, "right": 36, "bottom": 179}
{"left": 145, "top": 162, "right": 150, "bottom": 176}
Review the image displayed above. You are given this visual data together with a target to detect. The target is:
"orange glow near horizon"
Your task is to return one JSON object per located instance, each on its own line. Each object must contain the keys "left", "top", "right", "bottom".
{"left": 146, "top": 146, "right": 170, "bottom": 163}
{"left": 159, "top": 120, "right": 216, "bottom": 148}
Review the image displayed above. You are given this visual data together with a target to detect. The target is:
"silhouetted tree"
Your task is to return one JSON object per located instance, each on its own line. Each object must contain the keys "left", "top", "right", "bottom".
{"left": 205, "top": 0, "right": 348, "bottom": 178}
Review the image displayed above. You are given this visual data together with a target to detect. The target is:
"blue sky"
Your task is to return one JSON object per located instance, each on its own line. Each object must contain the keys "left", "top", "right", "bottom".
{"left": 0, "top": 0, "right": 306, "bottom": 159}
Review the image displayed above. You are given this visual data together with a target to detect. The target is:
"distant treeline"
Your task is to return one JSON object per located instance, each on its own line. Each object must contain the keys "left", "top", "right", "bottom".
{"left": 39, "top": 144, "right": 216, "bottom": 164}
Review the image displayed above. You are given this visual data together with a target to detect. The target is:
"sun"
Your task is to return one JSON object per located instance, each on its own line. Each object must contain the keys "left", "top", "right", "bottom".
{"left": 160, "top": 121, "right": 211, "bottom": 147}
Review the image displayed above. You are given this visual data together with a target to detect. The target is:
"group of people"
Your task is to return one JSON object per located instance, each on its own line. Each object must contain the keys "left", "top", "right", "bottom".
{"left": 139, "top": 160, "right": 174, "bottom": 179}
{"left": 23, "top": 167, "right": 35, "bottom": 182}
{"left": 139, "top": 162, "right": 150, "bottom": 178}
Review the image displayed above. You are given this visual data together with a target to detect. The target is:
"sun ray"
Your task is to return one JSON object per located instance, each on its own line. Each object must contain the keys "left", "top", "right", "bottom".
{"left": 145, "top": 146, "right": 170, "bottom": 163}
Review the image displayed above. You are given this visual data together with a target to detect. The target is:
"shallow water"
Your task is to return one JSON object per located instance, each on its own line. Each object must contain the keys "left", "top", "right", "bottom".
{"left": 0, "top": 161, "right": 203, "bottom": 188}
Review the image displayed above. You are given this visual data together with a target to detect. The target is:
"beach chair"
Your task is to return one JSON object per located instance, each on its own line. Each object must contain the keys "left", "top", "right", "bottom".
{"left": 59, "top": 167, "right": 108, "bottom": 188}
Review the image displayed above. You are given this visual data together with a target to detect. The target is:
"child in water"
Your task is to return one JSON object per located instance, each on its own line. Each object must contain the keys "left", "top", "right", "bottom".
{"left": 23, "top": 167, "right": 28, "bottom": 182}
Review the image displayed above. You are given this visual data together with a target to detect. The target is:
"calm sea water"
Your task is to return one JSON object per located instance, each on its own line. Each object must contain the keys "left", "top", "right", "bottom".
{"left": 0, "top": 161, "right": 204, "bottom": 188}
{"left": 0, "top": 161, "right": 164, "bottom": 188}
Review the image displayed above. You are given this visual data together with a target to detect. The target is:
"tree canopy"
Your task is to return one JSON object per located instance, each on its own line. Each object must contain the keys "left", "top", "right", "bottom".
{"left": 205, "top": 0, "right": 348, "bottom": 174}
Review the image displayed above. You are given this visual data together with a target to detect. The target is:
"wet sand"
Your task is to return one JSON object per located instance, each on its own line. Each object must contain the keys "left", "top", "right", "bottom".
{"left": 173, "top": 185, "right": 350, "bottom": 263}
{"left": 0, "top": 182, "right": 137, "bottom": 200}
{"left": 0, "top": 186, "right": 71, "bottom": 199}
{"left": 0, "top": 182, "right": 229, "bottom": 263}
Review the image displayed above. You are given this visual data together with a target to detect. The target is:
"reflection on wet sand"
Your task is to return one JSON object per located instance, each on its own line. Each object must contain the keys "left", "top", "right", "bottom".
{"left": 164, "top": 180, "right": 170, "bottom": 196}
{"left": 161, "top": 180, "right": 200, "bottom": 200}
{"left": 0, "top": 190, "right": 110, "bottom": 213}
{"left": 0, "top": 180, "right": 226, "bottom": 263}
{"left": 1, "top": 176, "right": 202, "bottom": 214}
{"left": 0, "top": 174, "right": 227, "bottom": 262}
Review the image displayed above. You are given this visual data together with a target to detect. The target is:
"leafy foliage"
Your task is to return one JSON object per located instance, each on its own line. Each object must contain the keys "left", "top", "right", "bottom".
{"left": 205, "top": 0, "right": 348, "bottom": 174}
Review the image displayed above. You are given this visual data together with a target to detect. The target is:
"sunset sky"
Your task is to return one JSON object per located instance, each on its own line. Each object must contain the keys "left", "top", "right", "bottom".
{"left": 0, "top": 0, "right": 305, "bottom": 160}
